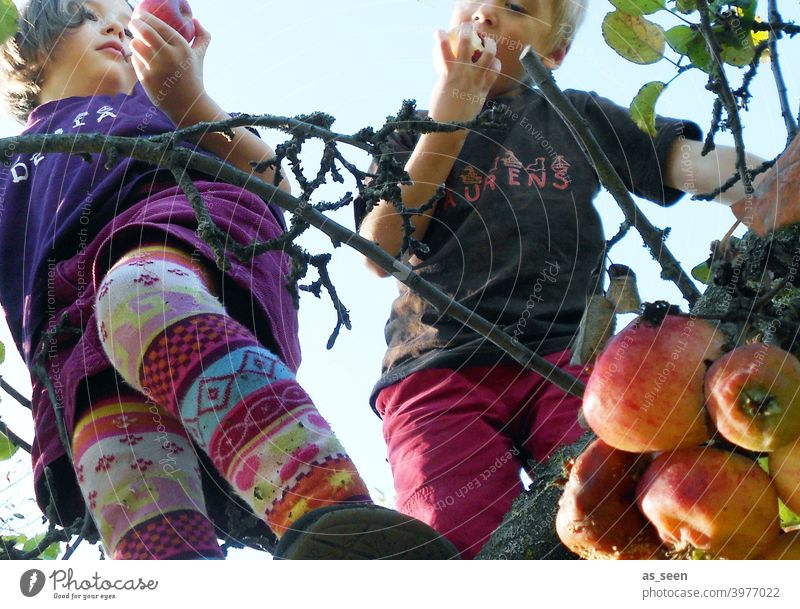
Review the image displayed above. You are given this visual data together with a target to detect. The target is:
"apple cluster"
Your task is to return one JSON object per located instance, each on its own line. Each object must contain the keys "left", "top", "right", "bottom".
{"left": 556, "top": 303, "right": 800, "bottom": 559}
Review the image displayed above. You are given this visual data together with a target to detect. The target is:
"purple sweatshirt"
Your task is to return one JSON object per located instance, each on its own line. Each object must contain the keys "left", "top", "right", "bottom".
{"left": 0, "top": 83, "right": 232, "bottom": 363}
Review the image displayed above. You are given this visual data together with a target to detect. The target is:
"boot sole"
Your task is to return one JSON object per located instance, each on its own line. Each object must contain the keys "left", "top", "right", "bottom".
{"left": 274, "top": 505, "right": 460, "bottom": 560}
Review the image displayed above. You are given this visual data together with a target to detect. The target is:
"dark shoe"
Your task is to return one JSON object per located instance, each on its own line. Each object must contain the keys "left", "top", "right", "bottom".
{"left": 273, "top": 504, "right": 460, "bottom": 560}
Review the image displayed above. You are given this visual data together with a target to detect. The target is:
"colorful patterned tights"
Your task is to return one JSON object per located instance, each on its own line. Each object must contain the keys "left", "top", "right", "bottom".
{"left": 73, "top": 245, "right": 369, "bottom": 559}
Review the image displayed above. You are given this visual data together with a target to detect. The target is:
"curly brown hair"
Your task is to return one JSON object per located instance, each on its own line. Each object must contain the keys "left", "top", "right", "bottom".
{"left": 0, "top": 0, "right": 131, "bottom": 123}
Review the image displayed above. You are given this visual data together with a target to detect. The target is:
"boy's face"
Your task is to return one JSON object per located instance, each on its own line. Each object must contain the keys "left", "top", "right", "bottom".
{"left": 450, "top": 1, "right": 564, "bottom": 96}
{"left": 39, "top": 0, "right": 137, "bottom": 104}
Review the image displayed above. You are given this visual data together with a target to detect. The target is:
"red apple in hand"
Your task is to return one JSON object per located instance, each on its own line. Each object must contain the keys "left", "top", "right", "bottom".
{"left": 637, "top": 447, "right": 780, "bottom": 559}
{"left": 133, "top": 0, "right": 195, "bottom": 42}
{"left": 582, "top": 305, "right": 727, "bottom": 452}
{"left": 556, "top": 439, "right": 668, "bottom": 559}
{"left": 705, "top": 344, "right": 800, "bottom": 452}
{"left": 768, "top": 438, "right": 800, "bottom": 514}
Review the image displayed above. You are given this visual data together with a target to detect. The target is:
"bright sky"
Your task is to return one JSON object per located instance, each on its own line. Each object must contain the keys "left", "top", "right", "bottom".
{"left": 0, "top": 0, "right": 798, "bottom": 560}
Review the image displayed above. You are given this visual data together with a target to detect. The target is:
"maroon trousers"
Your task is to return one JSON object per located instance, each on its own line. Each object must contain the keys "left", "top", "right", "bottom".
{"left": 376, "top": 349, "right": 589, "bottom": 559}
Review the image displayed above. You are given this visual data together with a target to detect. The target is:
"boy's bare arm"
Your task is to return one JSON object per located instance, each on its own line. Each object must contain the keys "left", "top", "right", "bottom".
{"left": 664, "top": 138, "right": 766, "bottom": 205}
{"left": 130, "top": 13, "right": 290, "bottom": 193}
{"left": 359, "top": 26, "right": 500, "bottom": 278}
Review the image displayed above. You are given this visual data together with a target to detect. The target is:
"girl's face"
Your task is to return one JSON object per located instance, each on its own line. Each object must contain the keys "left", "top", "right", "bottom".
{"left": 38, "top": 0, "right": 137, "bottom": 105}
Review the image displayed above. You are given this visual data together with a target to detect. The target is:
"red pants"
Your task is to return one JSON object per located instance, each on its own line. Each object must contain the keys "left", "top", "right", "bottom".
{"left": 376, "top": 349, "right": 589, "bottom": 559}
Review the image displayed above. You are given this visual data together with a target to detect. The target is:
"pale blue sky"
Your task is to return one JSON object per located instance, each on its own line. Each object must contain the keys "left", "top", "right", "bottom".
{"left": 1, "top": 0, "right": 798, "bottom": 558}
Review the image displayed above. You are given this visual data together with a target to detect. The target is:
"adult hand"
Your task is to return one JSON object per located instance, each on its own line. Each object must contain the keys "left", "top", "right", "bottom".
{"left": 731, "top": 135, "right": 800, "bottom": 236}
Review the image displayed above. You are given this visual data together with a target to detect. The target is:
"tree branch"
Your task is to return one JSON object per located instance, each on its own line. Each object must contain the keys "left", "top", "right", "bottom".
{"left": 768, "top": 0, "right": 799, "bottom": 144}
{"left": 696, "top": 0, "right": 753, "bottom": 195}
{"left": 0, "top": 129, "right": 585, "bottom": 398}
{"left": 0, "top": 418, "right": 31, "bottom": 453}
{"left": 520, "top": 48, "right": 702, "bottom": 307}
{"left": 0, "top": 376, "right": 31, "bottom": 410}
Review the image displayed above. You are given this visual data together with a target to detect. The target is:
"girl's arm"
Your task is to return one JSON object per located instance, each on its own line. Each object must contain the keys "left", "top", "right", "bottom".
{"left": 129, "top": 13, "right": 289, "bottom": 193}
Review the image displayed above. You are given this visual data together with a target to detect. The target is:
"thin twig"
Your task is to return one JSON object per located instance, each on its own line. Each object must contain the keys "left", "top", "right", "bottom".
{"left": 0, "top": 418, "right": 31, "bottom": 454}
{"left": 520, "top": 48, "right": 701, "bottom": 306}
{"left": 696, "top": 0, "right": 753, "bottom": 195}
{"left": 692, "top": 155, "right": 778, "bottom": 201}
{"left": 0, "top": 376, "right": 31, "bottom": 410}
{"left": 768, "top": 0, "right": 799, "bottom": 143}
{"left": 61, "top": 514, "right": 92, "bottom": 560}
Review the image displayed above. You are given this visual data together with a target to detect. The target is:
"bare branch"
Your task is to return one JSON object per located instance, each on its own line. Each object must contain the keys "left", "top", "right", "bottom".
{"left": 768, "top": 0, "right": 799, "bottom": 143}
{"left": 520, "top": 48, "right": 702, "bottom": 306}
{"left": 0, "top": 376, "right": 31, "bottom": 410}
{"left": 0, "top": 418, "right": 31, "bottom": 453}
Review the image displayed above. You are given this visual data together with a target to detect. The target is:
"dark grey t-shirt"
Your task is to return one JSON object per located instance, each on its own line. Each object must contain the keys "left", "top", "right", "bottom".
{"left": 355, "top": 88, "right": 701, "bottom": 406}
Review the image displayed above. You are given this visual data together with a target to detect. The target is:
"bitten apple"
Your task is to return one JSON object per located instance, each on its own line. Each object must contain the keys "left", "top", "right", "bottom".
{"left": 768, "top": 438, "right": 800, "bottom": 514}
{"left": 133, "top": 0, "right": 195, "bottom": 42}
{"left": 556, "top": 439, "right": 668, "bottom": 559}
{"left": 705, "top": 344, "right": 800, "bottom": 452}
{"left": 448, "top": 26, "right": 485, "bottom": 62}
{"left": 637, "top": 447, "right": 781, "bottom": 559}
{"left": 582, "top": 306, "right": 727, "bottom": 452}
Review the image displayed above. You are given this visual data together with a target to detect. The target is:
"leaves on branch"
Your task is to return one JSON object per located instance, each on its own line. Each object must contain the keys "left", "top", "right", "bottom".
{"left": 611, "top": 0, "right": 666, "bottom": 16}
{"left": 630, "top": 81, "right": 666, "bottom": 136}
{"left": 0, "top": 0, "right": 18, "bottom": 45}
{"left": 0, "top": 431, "right": 17, "bottom": 461}
{"left": 602, "top": 10, "right": 666, "bottom": 64}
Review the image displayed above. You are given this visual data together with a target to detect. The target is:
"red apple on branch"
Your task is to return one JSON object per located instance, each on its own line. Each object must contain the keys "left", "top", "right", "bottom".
{"left": 582, "top": 303, "right": 727, "bottom": 452}
{"left": 768, "top": 438, "right": 800, "bottom": 514}
{"left": 133, "top": 0, "right": 195, "bottom": 42}
{"left": 636, "top": 447, "right": 780, "bottom": 559}
{"left": 556, "top": 439, "right": 668, "bottom": 559}
{"left": 705, "top": 343, "right": 800, "bottom": 452}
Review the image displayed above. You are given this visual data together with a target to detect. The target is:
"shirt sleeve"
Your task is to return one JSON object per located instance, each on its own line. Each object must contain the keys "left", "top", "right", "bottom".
{"left": 353, "top": 127, "right": 419, "bottom": 230}
{"left": 580, "top": 91, "right": 703, "bottom": 206}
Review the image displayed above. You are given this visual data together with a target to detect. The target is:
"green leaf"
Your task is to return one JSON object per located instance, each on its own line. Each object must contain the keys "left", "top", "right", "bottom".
{"left": 0, "top": 431, "right": 18, "bottom": 461}
{"left": 610, "top": 0, "right": 666, "bottom": 16}
{"left": 0, "top": 339, "right": 5, "bottom": 366}
{"left": 630, "top": 81, "right": 666, "bottom": 136}
{"left": 686, "top": 34, "right": 715, "bottom": 72}
{"left": 0, "top": 0, "right": 19, "bottom": 46}
{"left": 41, "top": 541, "right": 61, "bottom": 560}
{"left": 719, "top": 33, "right": 755, "bottom": 66}
{"left": 602, "top": 10, "right": 665, "bottom": 65}
{"left": 691, "top": 260, "right": 712, "bottom": 284}
{"left": 779, "top": 499, "right": 800, "bottom": 529}
{"left": 665, "top": 25, "right": 696, "bottom": 55}
{"left": 675, "top": 0, "right": 697, "bottom": 13}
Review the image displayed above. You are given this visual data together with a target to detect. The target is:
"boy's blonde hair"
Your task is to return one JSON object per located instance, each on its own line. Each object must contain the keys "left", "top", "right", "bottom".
{"left": 549, "top": 0, "right": 587, "bottom": 52}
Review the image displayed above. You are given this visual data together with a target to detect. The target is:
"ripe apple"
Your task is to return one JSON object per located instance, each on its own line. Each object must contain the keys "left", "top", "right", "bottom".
{"left": 133, "top": 0, "right": 195, "bottom": 42}
{"left": 756, "top": 531, "right": 800, "bottom": 559}
{"left": 448, "top": 26, "right": 485, "bottom": 63}
{"left": 768, "top": 438, "right": 800, "bottom": 514}
{"left": 556, "top": 439, "right": 668, "bottom": 559}
{"left": 705, "top": 343, "right": 800, "bottom": 452}
{"left": 582, "top": 306, "right": 727, "bottom": 452}
{"left": 637, "top": 447, "right": 781, "bottom": 559}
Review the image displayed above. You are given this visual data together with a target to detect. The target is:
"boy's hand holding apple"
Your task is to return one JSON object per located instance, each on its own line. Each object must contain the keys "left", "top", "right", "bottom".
{"left": 429, "top": 23, "right": 501, "bottom": 124}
